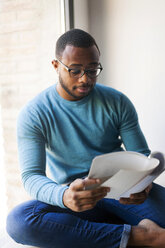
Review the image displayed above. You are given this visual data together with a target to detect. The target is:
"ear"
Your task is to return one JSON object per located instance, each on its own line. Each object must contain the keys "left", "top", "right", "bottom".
{"left": 52, "top": 60, "right": 59, "bottom": 72}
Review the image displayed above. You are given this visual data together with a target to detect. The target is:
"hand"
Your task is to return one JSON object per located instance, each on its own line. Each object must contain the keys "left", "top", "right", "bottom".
{"left": 63, "top": 178, "right": 110, "bottom": 212}
{"left": 119, "top": 183, "right": 152, "bottom": 205}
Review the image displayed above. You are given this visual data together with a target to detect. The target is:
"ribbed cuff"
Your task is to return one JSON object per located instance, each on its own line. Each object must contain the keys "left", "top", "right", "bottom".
{"left": 54, "top": 185, "right": 69, "bottom": 208}
{"left": 119, "top": 224, "right": 131, "bottom": 248}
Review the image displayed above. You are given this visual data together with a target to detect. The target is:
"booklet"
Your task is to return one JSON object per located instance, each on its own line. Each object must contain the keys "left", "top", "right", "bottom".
{"left": 87, "top": 151, "right": 165, "bottom": 199}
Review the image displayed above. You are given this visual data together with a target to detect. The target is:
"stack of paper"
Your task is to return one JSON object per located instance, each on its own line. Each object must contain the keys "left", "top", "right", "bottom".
{"left": 88, "top": 151, "right": 164, "bottom": 199}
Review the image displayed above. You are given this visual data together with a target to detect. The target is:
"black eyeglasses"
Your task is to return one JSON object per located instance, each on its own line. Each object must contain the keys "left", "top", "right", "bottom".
{"left": 57, "top": 59, "right": 103, "bottom": 79}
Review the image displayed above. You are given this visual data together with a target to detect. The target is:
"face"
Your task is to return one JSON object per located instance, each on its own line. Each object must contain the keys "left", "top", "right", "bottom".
{"left": 52, "top": 45, "right": 100, "bottom": 101}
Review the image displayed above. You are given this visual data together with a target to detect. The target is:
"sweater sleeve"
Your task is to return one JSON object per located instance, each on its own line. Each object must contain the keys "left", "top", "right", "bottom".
{"left": 118, "top": 94, "right": 150, "bottom": 156}
{"left": 17, "top": 106, "right": 68, "bottom": 208}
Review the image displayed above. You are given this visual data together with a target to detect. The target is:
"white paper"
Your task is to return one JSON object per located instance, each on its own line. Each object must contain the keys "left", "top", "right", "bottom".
{"left": 87, "top": 151, "right": 164, "bottom": 199}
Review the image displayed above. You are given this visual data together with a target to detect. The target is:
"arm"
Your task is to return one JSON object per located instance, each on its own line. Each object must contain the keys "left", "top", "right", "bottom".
{"left": 118, "top": 94, "right": 152, "bottom": 204}
{"left": 119, "top": 94, "right": 150, "bottom": 156}
{"left": 17, "top": 106, "right": 68, "bottom": 208}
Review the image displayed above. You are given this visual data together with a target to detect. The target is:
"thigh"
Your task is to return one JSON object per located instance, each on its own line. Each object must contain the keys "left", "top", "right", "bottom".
{"left": 102, "top": 183, "right": 165, "bottom": 227}
{"left": 6, "top": 200, "right": 125, "bottom": 248}
{"left": 33, "top": 199, "right": 114, "bottom": 223}
{"left": 34, "top": 199, "right": 124, "bottom": 224}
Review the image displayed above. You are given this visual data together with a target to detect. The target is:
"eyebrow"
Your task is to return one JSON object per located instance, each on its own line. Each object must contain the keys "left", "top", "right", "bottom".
{"left": 69, "top": 62, "right": 100, "bottom": 67}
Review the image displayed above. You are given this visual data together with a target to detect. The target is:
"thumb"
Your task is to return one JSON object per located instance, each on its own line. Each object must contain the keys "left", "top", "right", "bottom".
{"left": 70, "top": 178, "right": 101, "bottom": 191}
{"left": 83, "top": 178, "right": 101, "bottom": 190}
{"left": 70, "top": 179, "right": 85, "bottom": 191}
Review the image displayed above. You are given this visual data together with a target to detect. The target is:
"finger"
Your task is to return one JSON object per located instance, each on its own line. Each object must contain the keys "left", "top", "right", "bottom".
{"left": 120, "top": 191, "right": 147, "bottom": 203}
{"left": 70, "top": 178, "right": 101, "bottom": 191}
{"left": 74, "top": 186, "right": 110, "bottom": 202}
{"left": 130, "top": 191, "right": 147, "bottom": 200}
{"left": 74, "top": 202, "right": 97, "bottom": 212}
{"left": 71, "top": 191, "right": 107, "bottom": 212}
{"left": 78, "top": 191, "right": 108, "bottom": 205}
{"left": 70, "top": 179, "right": 88, "bottom": 191}
{"left": 83, "top": 178, "right": 101, "bottom": 190}
{"left": 119, "top": 198, "right": 140, "bottom": 205}
{"left": 119, "top": 197, "right": 146, "bottom": 205}
{"left": 145, "top": 183, "right": 152, "bottom": 194}
{"left": 74, "top": 189, "right": 108, "bottom": 203}
{"left": 76, "top": 193, "right": 108, "bottom": 211}
{"left": 83, "top": 186, "right": 110, "bottom": 197}
{"left": 130, "top": 184, "right": 152, "bottom": 199}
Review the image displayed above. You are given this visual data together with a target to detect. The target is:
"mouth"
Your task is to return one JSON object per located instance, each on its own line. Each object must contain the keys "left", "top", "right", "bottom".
{"left": 76, "top": 86, "right": 90, "bottom": 93}
{"left": 74, "top": 84, "right": 93, "bottom": 94}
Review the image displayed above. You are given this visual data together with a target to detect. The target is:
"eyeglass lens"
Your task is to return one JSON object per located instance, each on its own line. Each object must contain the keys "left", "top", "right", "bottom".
{"left": 70, "top": 68, "right": 102, "bottom": 78}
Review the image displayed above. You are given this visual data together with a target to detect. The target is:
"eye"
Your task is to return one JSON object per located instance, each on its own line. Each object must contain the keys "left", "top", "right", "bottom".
{"left": 70, "top": 69, "right": 82, "bottom": 75}
{"left": 88, "top": 69, "right": 97, "bottom": 74}
{"left": 87, "top": 68, "right": 101, "bottom": 77}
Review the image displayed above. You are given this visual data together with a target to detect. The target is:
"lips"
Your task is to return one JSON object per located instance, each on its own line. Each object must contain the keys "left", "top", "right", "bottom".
{"left": 77, "top": 86, "right": 90, "bottom": 93}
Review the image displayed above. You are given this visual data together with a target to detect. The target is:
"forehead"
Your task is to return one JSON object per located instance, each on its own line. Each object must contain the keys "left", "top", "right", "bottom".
{"left": 61, "top": 45, "right": 100, "bottom": 65}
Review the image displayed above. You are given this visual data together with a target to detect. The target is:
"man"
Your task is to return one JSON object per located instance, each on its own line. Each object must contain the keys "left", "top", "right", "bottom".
{"left": 6, "top": 29, "right": 165, "bottom": 248}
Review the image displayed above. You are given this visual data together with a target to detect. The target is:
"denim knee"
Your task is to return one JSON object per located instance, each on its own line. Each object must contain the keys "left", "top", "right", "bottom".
{"left": 6, "top": 200, "right": 127, "bottom": 248}
{"left": 6, "top": 200, "right": 36, "bottom": 245}
{"left": 7, "top": 209, "right": 21, "bottom": 243}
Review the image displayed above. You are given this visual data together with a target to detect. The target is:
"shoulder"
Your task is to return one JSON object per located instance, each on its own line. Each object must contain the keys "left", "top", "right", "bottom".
{"left": 95, "top": 83, "right": 122, "bottom": 96}
{"left": 18, "top": 85, "right": 56, "bottom": 126}
{"left": 94, "top": 83, "right": 130, "bottom": 106}
{"left": 29, "top": 85, "right": 56, "bottom": 109}
{"left": 94, "top": 83, "right": 138, "bottom": 121}
{"left": 20, "top": 85, "right": 55, "bottom": 113}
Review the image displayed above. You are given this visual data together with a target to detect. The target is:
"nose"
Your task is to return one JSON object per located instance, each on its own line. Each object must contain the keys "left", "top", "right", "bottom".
{"left": 78, "top": 72, "right": 89, "bottom": 83}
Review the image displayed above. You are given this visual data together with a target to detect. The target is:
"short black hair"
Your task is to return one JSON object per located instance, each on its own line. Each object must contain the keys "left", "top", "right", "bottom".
{"left": 56, "top": 29, "right": 100, "bottom": 59}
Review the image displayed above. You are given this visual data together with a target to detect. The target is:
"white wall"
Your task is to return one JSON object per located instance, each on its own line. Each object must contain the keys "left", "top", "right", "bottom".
{"left": 73, "top": 0, "right": 165, "bottom": 185}
{"left": 89, "top": 0, "right": 165, "bottom": 154}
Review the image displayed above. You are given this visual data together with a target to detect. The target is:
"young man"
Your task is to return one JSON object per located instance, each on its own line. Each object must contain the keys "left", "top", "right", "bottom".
{"left": 7, "top": 29, "right": 165, "bottom": 248}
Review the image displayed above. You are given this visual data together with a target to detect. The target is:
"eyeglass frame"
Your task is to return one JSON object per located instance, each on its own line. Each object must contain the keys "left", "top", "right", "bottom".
{"left": 56, "top": 59, "right": 103, "bottom": 78}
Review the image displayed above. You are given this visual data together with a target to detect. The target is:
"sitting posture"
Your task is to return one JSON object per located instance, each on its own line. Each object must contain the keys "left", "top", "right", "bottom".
{"left": 7, "top": 29, "right": 165, "bottom": 248}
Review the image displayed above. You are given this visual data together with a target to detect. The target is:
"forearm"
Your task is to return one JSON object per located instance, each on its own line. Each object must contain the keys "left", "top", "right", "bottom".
{"left": 22, "top": 172, "right": 69, "bottom": 208}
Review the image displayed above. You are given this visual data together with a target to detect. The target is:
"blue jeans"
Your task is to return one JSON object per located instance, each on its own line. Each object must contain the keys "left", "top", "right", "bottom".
{"left": 6, "top": 183, "right": 165, "bottom": 248}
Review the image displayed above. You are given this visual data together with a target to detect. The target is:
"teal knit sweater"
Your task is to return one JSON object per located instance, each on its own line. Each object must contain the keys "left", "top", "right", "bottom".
{"left": 17, "top": 83, "right": 150, "bottom": 208}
